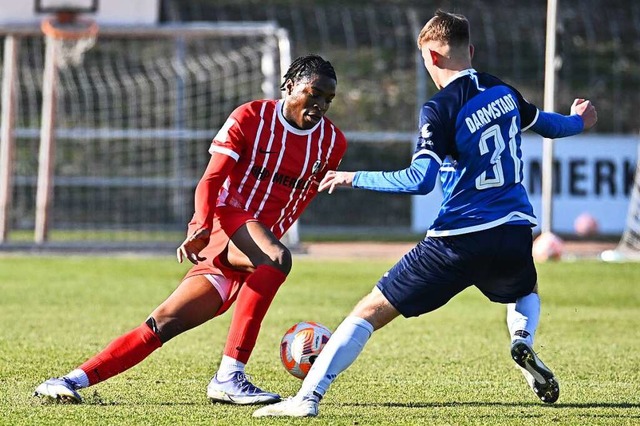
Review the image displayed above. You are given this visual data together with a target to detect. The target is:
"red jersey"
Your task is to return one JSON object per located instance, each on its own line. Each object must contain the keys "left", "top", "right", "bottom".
{"left": 206, "top": 99, "right": 347, "bottom": 238}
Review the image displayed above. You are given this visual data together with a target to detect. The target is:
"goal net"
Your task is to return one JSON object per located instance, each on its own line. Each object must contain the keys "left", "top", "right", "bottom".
{"left": 602, "top": 144, "right": 640, "bottom": 261}
{"left": 1, "top": 22, "right": 300, "bottom": 250}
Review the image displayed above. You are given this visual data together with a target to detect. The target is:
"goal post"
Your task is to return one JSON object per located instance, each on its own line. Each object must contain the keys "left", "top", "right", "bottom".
{"left": 0, "top": 35, "right": 19, "bottom": 243}
{"left": 0, "top": 21, "right": 298, "bottom": 250}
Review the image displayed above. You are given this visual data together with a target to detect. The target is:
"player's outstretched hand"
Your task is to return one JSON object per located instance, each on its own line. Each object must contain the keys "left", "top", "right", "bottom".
{"left": 319, "top": 171, "right": 356, "bottom": 194}
{"left": 571, "top": 98, "right": 597, "bottom": 130}
{"left": 176, "top": 228, "right": 210, "bottom": 264}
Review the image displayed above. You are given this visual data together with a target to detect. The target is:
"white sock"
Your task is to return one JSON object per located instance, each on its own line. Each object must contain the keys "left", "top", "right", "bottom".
{"left": 216, "top": 355, "right": 246, "bottom": 381}
{"left": 64, "top": 369, "right": 90, "bottom": 389}
{"left": 297, "top": 315, "right": 374, "bottom": 401}
{"left": 506, "top": 292, "right": 540, "bottom": 346}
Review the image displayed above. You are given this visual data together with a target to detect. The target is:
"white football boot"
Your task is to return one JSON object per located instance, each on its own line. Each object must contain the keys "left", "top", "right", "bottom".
{"left": 34, "top": 377, "right": 83, "bottom": 404}
{"left": 511, "top": 339, "right": 560, "bottom": 403}
{"left": 207, "top": 372, "right": 280, "bottom": 405}
{"left": 253, "top": 396, "right": 319, "bottom": 417}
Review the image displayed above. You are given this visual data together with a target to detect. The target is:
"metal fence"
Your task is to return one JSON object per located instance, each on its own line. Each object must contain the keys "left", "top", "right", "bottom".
{"left": 164, "top": 0, "right": 640, "bottom": 238}
{"left": 166, "top": 0, "right": 640, "bottom": 134}
{"left": 1, "top": 0, "right": 638, "bottom": 248}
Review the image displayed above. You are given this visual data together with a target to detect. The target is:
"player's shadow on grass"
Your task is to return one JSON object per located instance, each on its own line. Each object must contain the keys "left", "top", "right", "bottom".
{"left": 341, "top": 401, "right": 640, "bottom": 409}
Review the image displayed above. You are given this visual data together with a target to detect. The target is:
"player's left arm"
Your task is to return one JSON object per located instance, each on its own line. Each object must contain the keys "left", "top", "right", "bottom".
{"left": 514, "top": 84, "right": 597, "bottom": 138}
{"left": 529, "top": 98, "right": 597, "bottom": 138}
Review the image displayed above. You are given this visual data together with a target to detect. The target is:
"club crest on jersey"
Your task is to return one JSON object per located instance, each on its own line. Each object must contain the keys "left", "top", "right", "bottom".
{"left": 311, "top": 160, "right": 326, "bottom": 176}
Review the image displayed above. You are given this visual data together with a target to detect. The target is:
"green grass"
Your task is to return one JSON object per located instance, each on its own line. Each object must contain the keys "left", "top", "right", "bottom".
{"left": 0, "top": 256, "right": 639, "bottom": 425}
{"left": 8, "top": 229, "right": 184, "bottom": 243}
{"left": 7, "top": 228, "right": 426, "bottom": 244}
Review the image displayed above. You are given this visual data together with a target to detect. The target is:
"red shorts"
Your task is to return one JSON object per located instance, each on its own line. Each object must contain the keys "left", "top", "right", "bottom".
{"left": 183, "top": 205, "right": 259, "bottom": 316}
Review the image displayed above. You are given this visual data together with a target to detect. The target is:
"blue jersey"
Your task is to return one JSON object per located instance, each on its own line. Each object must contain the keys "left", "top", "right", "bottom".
{"left": 352, "top": 68, "right": 583, "bottom": 236}
{"left": 418, "top": 69, "right": 538, "bottom": 236}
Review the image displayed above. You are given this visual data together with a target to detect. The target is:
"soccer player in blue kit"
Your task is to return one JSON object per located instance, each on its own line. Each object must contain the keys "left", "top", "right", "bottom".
{"left": 254, "top": 10, "right": 598, "bottom": 417}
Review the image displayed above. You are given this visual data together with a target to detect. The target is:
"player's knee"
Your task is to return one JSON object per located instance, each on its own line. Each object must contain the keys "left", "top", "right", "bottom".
{"left": 259, "top": 243, "right": 292, "bottom": 274}
{"left": 275, "top": 245, "right": 292, "bottom": 273}
{"left": 350, "top": 288, "right": 399, "bottom": 331}
{"left": 146, "top": 314, "right": 186, "bottom": 343}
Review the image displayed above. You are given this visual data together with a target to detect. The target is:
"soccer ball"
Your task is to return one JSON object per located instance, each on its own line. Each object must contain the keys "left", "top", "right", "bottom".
{"left": 574, "top": 212, "right": 599, "bottom": 237}
{"left": 280, "top": 321, "right": 332, "bottom": 379}
{"left": 532, "top": 231, "right": 564, "bottom": 262}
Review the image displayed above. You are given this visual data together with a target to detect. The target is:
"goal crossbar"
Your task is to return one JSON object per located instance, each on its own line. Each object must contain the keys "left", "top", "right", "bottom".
{"left": 0, "top": 21, "right": 285, "bottom": 37}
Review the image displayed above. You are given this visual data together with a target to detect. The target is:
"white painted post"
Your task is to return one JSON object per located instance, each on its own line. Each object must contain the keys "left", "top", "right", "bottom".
{"left": 0, "top": 35, "right": 19, "bottom": 243}
{"left": 34, "top": 37, "right": 58, "bottom": 244}
{"left": 541, "top": 0, "right": 558, "bottom": 233}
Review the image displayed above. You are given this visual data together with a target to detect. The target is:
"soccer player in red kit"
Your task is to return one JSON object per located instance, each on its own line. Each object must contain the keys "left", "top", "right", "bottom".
{"left": 34, "top": 54, "right": 347, "bottom": 405}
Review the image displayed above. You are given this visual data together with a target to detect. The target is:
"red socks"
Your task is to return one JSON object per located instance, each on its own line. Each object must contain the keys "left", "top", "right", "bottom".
{"left": 76, "top": 265, "right": 286, "bottom": 385}
{"left": 79, "top": 322, "right": 162, "bottom": 386}
{"left": 223, "top": 265, "right": 287, "bottom": 363}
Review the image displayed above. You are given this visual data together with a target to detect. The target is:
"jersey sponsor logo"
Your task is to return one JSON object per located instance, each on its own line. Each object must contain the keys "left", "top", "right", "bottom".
{"left": 465, "top": 93, "right": 517, "bottom": 134}
{"left": 250, "top": 165, "right": 271, "bottom": 180}
{"left": 272, "top": 172, "right": 310, "bottom": 190}
{"left": 250, "top": 165, "right": 312, "bottom": 190}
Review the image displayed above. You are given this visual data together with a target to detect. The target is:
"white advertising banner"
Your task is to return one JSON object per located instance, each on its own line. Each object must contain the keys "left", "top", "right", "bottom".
{"left": 411, "top": 134, "right": 638, "bottom": 235}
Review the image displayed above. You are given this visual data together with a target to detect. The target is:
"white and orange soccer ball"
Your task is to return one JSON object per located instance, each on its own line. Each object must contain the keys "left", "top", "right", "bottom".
{"left": 532, "top": 231, "right": 564, "bottom": 262}
{"left": 280, "top": 321, "right": 332, "bottom": 379}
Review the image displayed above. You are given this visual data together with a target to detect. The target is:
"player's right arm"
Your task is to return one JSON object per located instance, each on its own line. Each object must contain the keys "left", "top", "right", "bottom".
{"left": 177, "top": 112, "right": 246, "bottom": 264}
{"left": 319, "top": 156, "right": 440, "bottom": 195}
{"left": 319, "top": 103, "right": 444, "bottom": 195}
{"left": 176, "top": 153, "right": 237, "bottom": 264}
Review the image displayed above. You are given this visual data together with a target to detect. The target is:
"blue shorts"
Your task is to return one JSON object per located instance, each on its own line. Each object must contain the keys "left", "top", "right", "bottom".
{"left": 376, "top": 225, "right": 537, "bottom": 318}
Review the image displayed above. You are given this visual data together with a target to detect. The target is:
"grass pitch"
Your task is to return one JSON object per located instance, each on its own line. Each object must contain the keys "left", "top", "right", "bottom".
{"left": 0, "top": 255, "right": 639, "bottom": 425}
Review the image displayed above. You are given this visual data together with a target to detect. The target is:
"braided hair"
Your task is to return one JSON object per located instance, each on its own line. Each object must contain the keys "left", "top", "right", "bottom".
{"left": 280, "top": 54, "right": 337, "bottom": 90}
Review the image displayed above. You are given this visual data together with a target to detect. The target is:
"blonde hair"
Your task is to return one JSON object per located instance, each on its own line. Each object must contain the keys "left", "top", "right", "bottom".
{"left": 417, "top": 10, "right": 470, "bottom": 49}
